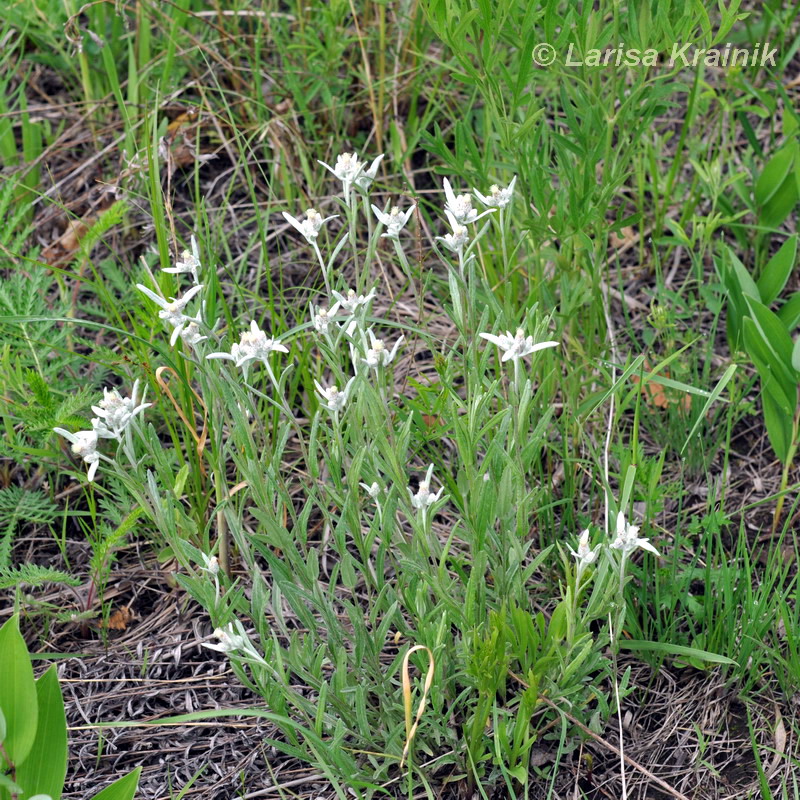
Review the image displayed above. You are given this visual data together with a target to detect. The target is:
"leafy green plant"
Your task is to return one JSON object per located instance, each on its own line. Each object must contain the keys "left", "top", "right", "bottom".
{"left": 0, "top": 615, "right": 141, "bottom": 800}
{"left": 0, "top": 488, "right": 58, "bottom": 569}
{"left": 715, "top": 237, "right": 799, "bottom": 530}
{"left": 754, "top": 140, "right": 800, "bottom": 231}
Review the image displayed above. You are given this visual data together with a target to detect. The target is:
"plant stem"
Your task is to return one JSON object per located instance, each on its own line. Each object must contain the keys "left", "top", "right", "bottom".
{"left": 773, "top": 403, "right": 800, "bottom": 534}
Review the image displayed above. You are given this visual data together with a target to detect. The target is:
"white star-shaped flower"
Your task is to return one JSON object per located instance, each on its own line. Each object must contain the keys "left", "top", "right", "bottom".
{"left": 199, "top": 552, "right": 220, "bottom": 576}
{"left": 371, "top": 203, "right": 415, "bottom": 239}
{"left": 52, "top": 428, "right": 101, "bottom": 482}
{"left": 314, "top": 376, "right": 355, "bottom": 414}
{"left": 201, "top": 619, "right": 267, "bottom": 665}
{"left": 206, "top": 321, "right": 289, "bottom": 374}
{"left": 474, "top": 176, "right": 517, "bottom": 209}
{"left": 610, "top": 512, "right": 660, "bottom": 558}
{"left": 179, "top": 321, "right": 208, "bottom": 348}
{"left": 202, "top": 622, "right": 247, "bottom": 654}
{"left": 479, "top": 328, "right": 559, "bottom": 363}
{"left": 318, "top": 152, "right": 366, "bottom": 195}
{"left": 362, "top": 329, "right": 404, "bottom": 370}
{"left": 443, "top": 178, "right": 495, "bottom": 224}
{"left": 409, "top": 464, "right": 445, "bottom": 510}
{"left": 163, "top": 235, "right": 201, "bottom": 284}
{"left": 90, "top": 380, "right": 150, "bottom": 441}
{"left": 360, "top": 481, "right": 382, "bottom": 499}
{"left": 436, "top": 210, "right": 470, "bottom": 254}
{"left": 312, "top": 302, "right": 340, "bottom": 335}
{"left": 282, "top": 208, "right": 338, "bottom": 245}
{"left": 331, "top": 287, "right": 376, "bottom": 314}
{"left": 136, "top": 283, "right": 204, "bottom": 346}
{"left": 354, "top": 153, "right": 384, "bottom": 192}
{"left": 568, "top": 528, "right": 599, "bottom": 570}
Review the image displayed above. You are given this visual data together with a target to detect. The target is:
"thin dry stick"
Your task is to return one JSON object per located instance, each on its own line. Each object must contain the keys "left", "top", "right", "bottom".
{"left": 601, "top": 259, "right": 629, "bottom": 798}
{"left": 399, "top": 644, "right": 435, "bottom": 768}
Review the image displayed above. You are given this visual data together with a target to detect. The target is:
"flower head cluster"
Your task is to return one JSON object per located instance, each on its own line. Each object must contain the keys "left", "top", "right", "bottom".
{"left": 610, "top": 512, "right": 660, "bottom": 558}
{"left": 282, "top": 208, "right": 338, "bottom": 245}
{"left": 474, "top": 176, "right": 517, "bottom": 209}
{"left": 203, "top": 623, "right": 247, "bottom": 653}
{"left": 162, "top": 235, "right": 201, "bottom": 285}
{"left": 362, "top": 329, "right": 404, "bottom": 370}
{"left": 312, "top": 302, "right": 340, "bottom": 335}
{"left": 332, "top": 287, "right": 376, "bottom": 315}
{"left": 436, "top": 210, "right": 470, "bottom": 254}
{"left": 53, "top": 380, "right": 150, "bottom": 482}
{"left": 200, "top": 552, "right": 220, "bottom": 576}
{"left": 409, "top": 464, "right": 445, "bottom": 511}
{"left": 371, "top": 203, "right": 415, "bottom": 239}
{"left": 206, "top": 320, "right": 289, "bottom": 376}
{"left": 137, "top": 233, "right": 215, "bottom": 351}
{"left": 443, "top": 178, "right": 494, "bottom": 225}
{"left": 202, "top": 619, "right": 266, "bottom": 665}
{"left": 91, "top": 379, "right": 150, "bottom": 441}
{"left": 179, "top": 321, "right": 208, "bottom": 348}
{"left": 360, "top": 481, "right": 382, "bottom": 499}
{"left": 314, "top": 376, "right": 356, "bottom": 414}
{"left": 319, "top": 152, "right": 384, "bottom": 195}
{"left": 479, "top": 328, "right": 559, "bottom": 363}
{"left": 568, "top": 528, "right": 600, "bottom": 580}
{"left": 52, "top": 428, "right": 101, "bottom": 482}
{"left": 199, "top": 551, "right": 220, "bottom": 600}
{"left": 136, "top": 283, "right": 204, "bottom": 346}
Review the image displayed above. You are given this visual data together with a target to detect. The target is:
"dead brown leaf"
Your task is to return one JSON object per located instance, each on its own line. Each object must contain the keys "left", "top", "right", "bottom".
{"left": 101, "top": 605, "right": 134, "bottom": 631}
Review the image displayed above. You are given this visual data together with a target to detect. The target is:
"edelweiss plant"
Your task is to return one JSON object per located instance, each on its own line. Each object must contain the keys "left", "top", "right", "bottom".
{"left": 46, "top": 149, "right": 668, "bottom": 796}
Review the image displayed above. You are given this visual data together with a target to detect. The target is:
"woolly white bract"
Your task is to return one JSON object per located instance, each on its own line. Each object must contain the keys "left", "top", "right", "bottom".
{"left": 206, "top": 321, "right": 289, "bottom": 374}
{"left": 610, "top": 512, "right": 660, "bottom": 557}
{"left": 52, "top": 428, "right": 101, "bottom": 482}
{"left": 371, "top": 203, "right": 415, "bottom": 239}
{"left": 136, "top": 283, "right": 204, "bottom": 346}
{"left": 479, "top": 328, "right": 559, "bottom": 363}
{"left": 91, "top": 380, "right": 150, "bottom": 441}
{"left": 474, "top": 176, "right": 517, "bottom": 209}
{"left": 443, "top": 177, "right": 495, "bottom": 224}
{"left": 282, "top": 208, "right": 338, "bottom": 245}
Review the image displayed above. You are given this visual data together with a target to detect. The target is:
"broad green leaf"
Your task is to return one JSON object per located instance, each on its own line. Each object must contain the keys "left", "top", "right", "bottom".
{"left": 90, "top": 768, "right": 141, "bottom": 800}
{"left": 778, "top": 291, "right": 800, "bottom": 331}
{"left": 742, "top": 298, "right": 798, "bottom": 412}
{"left": 15, "top": 666, "right": 67, "bottom": 800}
{"left": 758, "top": 235, "right": 798, "bottom": 305}
{"left": 715, "top": 246, "right": 758, "bottom": 350}
{"left": 727, "top": 248, "right": 760, "bottom": 300}
{"left": 0, "top": 615, "right": 38, "bottom": 770}
{"left": 619, "top": 640, "right": 737, "bottom": 665}
{"left": 793, "top": 336, "right": 800, "bottom": 374}
{"left": 547, "top": 600, "right": 568, "bottom": 642}
{"left": 744, "top": 295, "right": 796, "bottom": 367}
{"left": 755, "top": 145, "right": 795, "bottom": 207}
{"left": 743, "top": 320, "right": 794, "bottom": 416}
{"left": 762, "top": 386, "right": 793, "bottom": 464}
{"left": 759, "top": 164, "right": 800, "bottom": 229}
{"left": 173, "top": 463, "right": 189, "bottom": 497}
